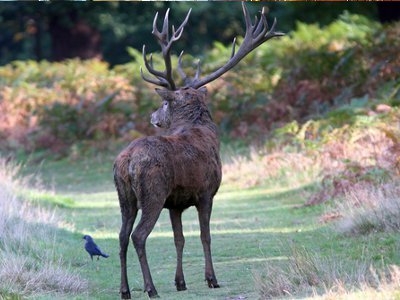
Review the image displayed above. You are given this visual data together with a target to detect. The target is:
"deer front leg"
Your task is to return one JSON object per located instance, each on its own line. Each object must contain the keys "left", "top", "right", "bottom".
{"left": 169, "top": 209, "right": 186, "bottom": 291}
{"left": 197, "top": 200, "right": 219, "bottom": 288}
{"left": 131, "top": 203, "right": 163, "bottom": 298}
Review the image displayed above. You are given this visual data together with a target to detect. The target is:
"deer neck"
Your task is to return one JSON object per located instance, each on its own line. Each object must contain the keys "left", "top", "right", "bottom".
{"left": 167, "top": 106, "right": 218, "bottom": 137}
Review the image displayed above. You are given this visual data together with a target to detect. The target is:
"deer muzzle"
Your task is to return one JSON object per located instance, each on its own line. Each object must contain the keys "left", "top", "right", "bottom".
{"left": 150, "top": 112, "right": 161, "bottom": 128}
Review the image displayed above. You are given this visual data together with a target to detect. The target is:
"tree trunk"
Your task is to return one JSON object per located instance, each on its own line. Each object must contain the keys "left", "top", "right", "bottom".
{"left": 49, "top": 12, "right": 102, "bottom": 61}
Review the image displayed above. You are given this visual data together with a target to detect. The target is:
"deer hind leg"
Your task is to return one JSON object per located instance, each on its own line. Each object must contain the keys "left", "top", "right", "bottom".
{"left": 197, "top": 199, "right": 219, "bottom": 288}
{"left": 119, "top": 211, "right": 137, "bottom": 299}
{"left": 131, "top": 200, "right": 164, "bottom": 298}
{"left": 115, "top": 177, "right": 138, "bottom": 300}
{"left": 169, "top": 209, "right": 186, "bottom": 291}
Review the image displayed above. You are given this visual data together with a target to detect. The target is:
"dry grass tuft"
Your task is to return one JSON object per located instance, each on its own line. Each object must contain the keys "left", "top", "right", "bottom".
{"left": 254, "top": 243, "right": 400, "bottom": 299}
{"left": 0, "top": 254, "right": 86, "bottom": 296}
{"left": 334, "top": 182, "right": 400, "bottom": 235}
{"left": 0, "top": 157, "right": 87, "bottom": 297}
{"left": 315, "top": 265, "right": 400, "bottom": 300}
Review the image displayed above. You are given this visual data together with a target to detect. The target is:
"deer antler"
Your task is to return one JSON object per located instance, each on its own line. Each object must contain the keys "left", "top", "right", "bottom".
{"left": 141, "top": 8, "right": 192, "bottom": 90}
{"left": 185, "top": 3, "right": 284, "bottom": 89}
{"left": 141, "top": 3, "right": 283, "bottom": 91}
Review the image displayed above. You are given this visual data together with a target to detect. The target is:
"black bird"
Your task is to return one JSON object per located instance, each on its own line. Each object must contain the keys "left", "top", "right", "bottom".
{"left": 83, "top": 235, "right": 109, "bottom": 261}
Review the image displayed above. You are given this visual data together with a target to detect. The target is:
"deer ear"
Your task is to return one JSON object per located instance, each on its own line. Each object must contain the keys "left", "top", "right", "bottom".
{"left": 155, "top": 88, "right": 174, "bottom": 100}
{"left": 198, "top": 86, "right": 208, "bottom": 96}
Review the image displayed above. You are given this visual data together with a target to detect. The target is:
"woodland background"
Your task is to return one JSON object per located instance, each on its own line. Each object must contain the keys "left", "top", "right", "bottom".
{"left": 1, "top": 2, "right": 400, "bottom": 300}
{"left": 0, "top": 2, "right": 399, "bottom": 158}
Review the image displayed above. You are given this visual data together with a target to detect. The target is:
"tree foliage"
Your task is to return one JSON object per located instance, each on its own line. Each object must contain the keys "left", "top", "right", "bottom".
{"left": 0, "top": 2, "right": 378, "bottom": 66}
{"left": 1, "top": 13, "right": 399, "bottom": 159}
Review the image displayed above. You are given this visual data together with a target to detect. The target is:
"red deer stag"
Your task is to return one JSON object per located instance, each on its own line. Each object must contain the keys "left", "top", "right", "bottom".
{"left": 114, "top": 3, "right": 283, "bottom": 299}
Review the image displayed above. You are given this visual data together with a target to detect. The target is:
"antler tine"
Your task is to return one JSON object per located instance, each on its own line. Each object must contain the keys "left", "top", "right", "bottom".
{"left": 269, "top": 17, "right": 277, "bottom": 34}
{"left": 149, "top": 53, "right": 169, "bottom": 82}
{"left": 171, "top": 26, "right": 185, "bottom": 43}
{"left": 152, "top": 12, "right": 162, "bottom": 39}
{"left": 253, "top": 9, "right": 271, "bottom": 46}
{"left": 231, "top": 37, "right": 237, "bottom": 59}
{"left": 173, "top": 9, "right": 192, "bottom": 39}
{"left": 162, "top": 8, "right": 170, "bottom": 41}
{"left": 194, "top": 59, "right": 201, "bottom": 81}
{"left": 149, "top": 54, "right": 154, "bottom": 68}
{"left": 140, "top": 67, "right": 169, "bottom": 87}
{"left": 189, "top": 2, "right": 284, "bottom": 89}
{"left": 265, "top": 18, "right": 285, "bottom": 39}
{"left": 253, "top": 15, "right": 258, "bottom": 32}
{"left": 142, "top": 8, "right": 192, "bottom": 90}
{"left": 142, "top": 45, "right": 165, "bottom": 79}
{"left": 242, "top": 2, "right": 252, "bottom": 33}
{"left": 253, "top": 8, "right": 266, "bottom": 36}
{"left": 169, "top": 9, "right": 191, "bottom": 45}
{"left": 177, "top": 51, "right": 189, "bottom": 84}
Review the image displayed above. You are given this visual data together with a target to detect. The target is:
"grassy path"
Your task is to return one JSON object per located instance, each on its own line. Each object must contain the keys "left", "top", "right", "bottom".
{"left": 29, "top": 154, "right": 400, "bottom": 299}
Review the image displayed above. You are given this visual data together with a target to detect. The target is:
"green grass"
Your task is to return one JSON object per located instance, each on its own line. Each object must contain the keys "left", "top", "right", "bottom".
{"left": 21, "top": 190, "right": 75, "bottom": 208}
{"left": 21, "top": 152, "right": 400, "bottom": 299}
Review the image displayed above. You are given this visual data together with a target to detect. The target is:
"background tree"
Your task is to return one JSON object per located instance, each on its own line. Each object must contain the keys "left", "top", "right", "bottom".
{"left": 0, "top": 2, "right": 380, "bottom": 66}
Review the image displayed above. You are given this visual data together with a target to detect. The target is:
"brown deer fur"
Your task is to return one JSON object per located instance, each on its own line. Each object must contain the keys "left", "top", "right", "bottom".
{"left": 113, "top": 3, "right": 283, "bottom": 299}
{"left": 114, "top": 88, "right": 221, "bottom": 298}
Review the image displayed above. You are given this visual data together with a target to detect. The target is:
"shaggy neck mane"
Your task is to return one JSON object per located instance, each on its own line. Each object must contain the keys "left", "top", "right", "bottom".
{"left": 169, "top": 98, "right": 216, "bottom": 134}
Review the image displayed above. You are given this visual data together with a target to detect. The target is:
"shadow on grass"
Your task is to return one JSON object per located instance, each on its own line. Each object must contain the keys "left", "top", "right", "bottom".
{"left": 69, "top": 225, "right": 330, "bottom": 300}
{"left": 17, "top": 155, "right": 400, "bottom": 299}
{"left": 53, "top": 182, "right": 332, "bottom": 299}
{"left": 25, "top": 181, "right": 396, "bottom": 300}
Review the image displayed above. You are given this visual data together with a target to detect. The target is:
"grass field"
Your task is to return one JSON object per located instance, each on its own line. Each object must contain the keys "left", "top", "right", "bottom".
{"left": 13, "top": 150, "right": 399, "bottom": 300}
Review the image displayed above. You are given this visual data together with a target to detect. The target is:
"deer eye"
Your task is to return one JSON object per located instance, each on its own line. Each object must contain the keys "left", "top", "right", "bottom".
{"left": 163, "top": 101, "right": 168, "bottom": 106}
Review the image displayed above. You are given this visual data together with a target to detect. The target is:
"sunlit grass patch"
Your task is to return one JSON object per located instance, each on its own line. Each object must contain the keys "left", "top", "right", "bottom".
{"left": 23, "top": 190, "right": 75, "bottom": 208}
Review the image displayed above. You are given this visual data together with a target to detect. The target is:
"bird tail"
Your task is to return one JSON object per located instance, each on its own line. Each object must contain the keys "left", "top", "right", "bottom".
{"left": 101, "top": 253, "right": 109, "bottom": 258}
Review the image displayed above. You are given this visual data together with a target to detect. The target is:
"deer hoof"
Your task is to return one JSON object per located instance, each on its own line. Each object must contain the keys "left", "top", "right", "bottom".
{"left": 175, "top": 280, "right": 187, "bottom": 291}
{"left": 120, "top": 290, "right": 131, "bottom": 299}
{"left": 206, "top": 277, "right": 220, "bottom": 288}
{"left": 146, "top": 289, "right": 159, "bottom": 298}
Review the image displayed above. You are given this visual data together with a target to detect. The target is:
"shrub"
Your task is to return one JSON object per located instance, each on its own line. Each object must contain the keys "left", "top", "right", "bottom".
{"left": 0, "top": 59, "right": 142, "bottom": 155}
{"left": 0, "top": 15, "right": 399, "bottom": 157}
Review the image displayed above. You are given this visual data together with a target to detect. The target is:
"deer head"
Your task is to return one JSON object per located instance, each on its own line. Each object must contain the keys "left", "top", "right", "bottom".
{"left": 150, "top": 87, "right": 209, "bottom": 128}
{"left": 141, "top": 2, "right": 284, "bottom": 128}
